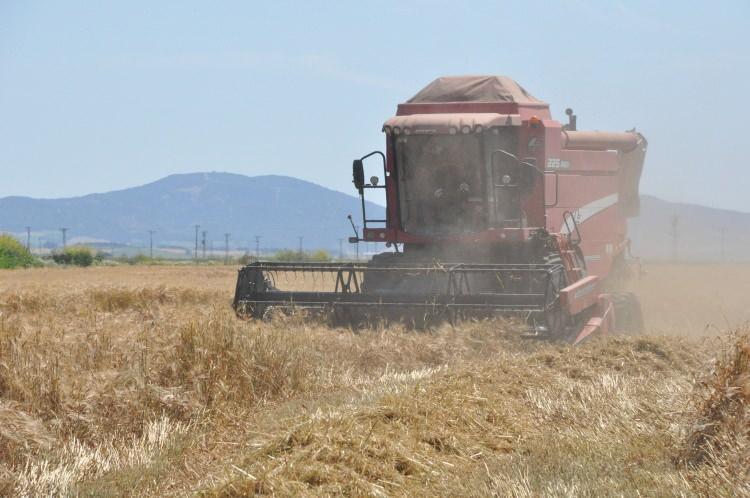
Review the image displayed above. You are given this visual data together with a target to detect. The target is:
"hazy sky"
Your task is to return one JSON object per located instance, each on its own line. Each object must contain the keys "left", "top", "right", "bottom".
{"left": 2, "top": 1, "right": 748, "bottom": 211}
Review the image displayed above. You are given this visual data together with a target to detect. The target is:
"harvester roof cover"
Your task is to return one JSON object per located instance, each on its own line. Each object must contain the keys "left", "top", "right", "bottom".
{"left": 407, "top": 76, "right": 543, "bottom": 104}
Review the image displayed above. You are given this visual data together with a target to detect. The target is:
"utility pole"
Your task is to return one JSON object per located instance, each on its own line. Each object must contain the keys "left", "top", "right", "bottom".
{"left": 60, "top": 227, "right": 68, "bottom": 250}
{"left": 224, "top": 233, "right": 230, "bottom": 264}
{"left": 25, "top": 226, "right": 31, "bottom": 252}
{"left": 148, "top": 230, "right": 155, "bottom": 259}
{"left": 298, "top": 236, "right": 304, "bottom": 260}
{"left": 254, "top": 235, "right": 261, "bottom": 258}
{"left": 669, "top": 215, "right": 679, "bottom": 262}
{"left": 338, "top": 238, "right": 344, "bottom": 260}
{"left": 201, "top": 230, "right": 207, "bottom": 259}
{"left": 194, "top": 225, "right": 200, "bottom": 260}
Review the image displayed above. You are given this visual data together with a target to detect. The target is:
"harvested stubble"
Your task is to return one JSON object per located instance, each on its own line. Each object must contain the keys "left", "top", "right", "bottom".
{"left": 0, "top": 265, "right": 746, "bottom": 497}
{"left": 679, "top": 330, "right": 750, "bottom": 496}
{"left": 207, "top": 335, "right": 710, "bottom": 497}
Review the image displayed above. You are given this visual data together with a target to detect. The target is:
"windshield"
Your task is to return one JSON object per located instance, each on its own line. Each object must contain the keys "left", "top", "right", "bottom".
{"left": 395, "top": 134, "right": 485, "bottom": 235}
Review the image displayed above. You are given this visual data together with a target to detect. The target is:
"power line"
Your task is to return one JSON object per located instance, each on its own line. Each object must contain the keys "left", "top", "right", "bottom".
{"left": 148, "top": 230, "right": 156, "bottom": 259}
{"left": 224, "top": 233, "right": 230, "bottom": 264}
{"left": 194, "top": 225, "right": 200, "bottom": 260}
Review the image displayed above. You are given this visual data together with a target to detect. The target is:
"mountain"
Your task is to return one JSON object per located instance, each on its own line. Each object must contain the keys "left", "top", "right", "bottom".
{"left": 0, "top": 173, "right": 384, "bottom": 252}
{"left": 628, "top": 195, "right": 750, "bottom": 262}
{"left": 1, "top": 173, "right": 748, "bottom": 261}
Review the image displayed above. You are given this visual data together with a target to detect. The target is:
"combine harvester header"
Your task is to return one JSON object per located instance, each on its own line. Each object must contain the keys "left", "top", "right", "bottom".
{"left": 234, "top": 75, "right": 647, "bottom": 343}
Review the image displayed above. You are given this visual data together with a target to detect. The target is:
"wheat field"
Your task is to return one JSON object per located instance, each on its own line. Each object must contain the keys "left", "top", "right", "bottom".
{"left": 0, "top": 263, "right": 748, "bottom": 497}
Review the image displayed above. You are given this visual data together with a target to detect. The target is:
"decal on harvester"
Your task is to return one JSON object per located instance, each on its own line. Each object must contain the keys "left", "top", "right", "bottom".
{"left": 527, "top": 137, "right": 542, "bottom": 151}
{"left": 572, "top": 208, "right": 582, "bottom": 223}
{"left": 561, "top": 193, "right": 619, "bottom": 233}
{"left": 546, "top": 158, "right": 570, "bottom": 170}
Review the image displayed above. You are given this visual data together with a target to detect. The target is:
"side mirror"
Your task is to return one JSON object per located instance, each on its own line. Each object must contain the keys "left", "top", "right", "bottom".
{"left": 352, "top": 159, "right": 365, "bottom": 191}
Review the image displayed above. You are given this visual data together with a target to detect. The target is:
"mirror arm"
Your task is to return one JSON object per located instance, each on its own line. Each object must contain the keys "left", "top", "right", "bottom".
{"left": 360, "top": 150, "right": 386, "bottom": 167}
{"left": 360, "top": 151, "right": 387, "bottom": 185}
{"left": 520, "top": 160, "right": 544, "bottom": 176}
{"left": 490, "top": 149, "right": 544, "bottom": 176}
{"left": 353, "top": 151, "right": 388, "bottom": 232}
{"left": 347, "top": 214, "right": 360, "bottom": 243}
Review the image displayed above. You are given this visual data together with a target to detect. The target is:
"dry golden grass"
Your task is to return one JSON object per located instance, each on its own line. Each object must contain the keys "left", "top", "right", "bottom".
{"left": 679, "top": 331, "right": 750, "bottom": 496}
{"left": 208, "top": 334, "right": 709, "bottom": 497}
{"left": 0, "top": 263, "right": 747, "bottom": 496}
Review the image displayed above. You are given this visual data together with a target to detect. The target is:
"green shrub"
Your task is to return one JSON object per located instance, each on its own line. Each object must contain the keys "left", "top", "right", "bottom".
{"left": 272, "top": 249, "right": 300, "bottom": 261}
{"left": 272, "top": 249, "right": 331, "bottom": 262}
{"left": 308, "top": 250, "right": 331, "bottom": 262}
{"left": 52, "top": 246, "right": 94, "bottom": 267}
{"left": 122, "top": 254, "right": 156, "bottom": 265}
{"left": 0, "top": 234, "right": 38, "bottom": 269}
{"left": 237, "top": 253, "right": 256, "bottom": 265}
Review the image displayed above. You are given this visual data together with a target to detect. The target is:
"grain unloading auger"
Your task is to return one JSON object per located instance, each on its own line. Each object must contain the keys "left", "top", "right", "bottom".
{"left": 233, "top": 76, "right": 647, "bottom": 343}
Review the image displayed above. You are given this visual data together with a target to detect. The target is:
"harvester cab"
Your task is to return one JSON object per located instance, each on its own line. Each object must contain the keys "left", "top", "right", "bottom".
{"left": 233, "top": 76, "right": 647, "bottom": 343}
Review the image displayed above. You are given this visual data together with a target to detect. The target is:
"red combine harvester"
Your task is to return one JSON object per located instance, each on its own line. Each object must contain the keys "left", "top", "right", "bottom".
{"left": 234, "top": 76, "right": 647, "bottom": 343}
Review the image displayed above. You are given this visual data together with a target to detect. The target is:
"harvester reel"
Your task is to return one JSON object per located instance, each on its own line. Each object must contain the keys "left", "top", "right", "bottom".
{"left": 233, "top": 260, "right": 570, "bottom": 335}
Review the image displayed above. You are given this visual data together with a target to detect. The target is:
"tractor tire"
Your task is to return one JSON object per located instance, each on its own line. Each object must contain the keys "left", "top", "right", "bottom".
{"left": 612, "top": 292, "right": 644, "bottom": 335}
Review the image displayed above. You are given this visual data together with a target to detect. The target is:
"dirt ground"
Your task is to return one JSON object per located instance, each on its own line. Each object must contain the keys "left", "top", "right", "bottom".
{"left": 0, "top": 263, "right": 747, "bottom": 496}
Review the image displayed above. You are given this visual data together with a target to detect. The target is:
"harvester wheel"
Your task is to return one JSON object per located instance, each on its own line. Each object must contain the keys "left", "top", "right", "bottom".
{"left": 612, "top": 292, "right": 644, "bottom": 334}
{"left": 542, "top": 252, "right": 568, "bottom": 339}
{"left": 545, "top": 304, "right": 565, "bottom": 338}
{"left": 234, "top": 302, "right": 267, "bottom": 321}
{"left": 544, "top": 278, "right": 567, "bottom": 339}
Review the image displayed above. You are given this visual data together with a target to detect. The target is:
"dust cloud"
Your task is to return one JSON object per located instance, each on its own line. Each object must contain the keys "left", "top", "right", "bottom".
{"left": 625, "top": 262, "right": 750, "bottom": 336}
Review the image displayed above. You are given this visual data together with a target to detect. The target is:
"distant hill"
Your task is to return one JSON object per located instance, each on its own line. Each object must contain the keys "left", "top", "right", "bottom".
{"left": 0, "top": 173, "right": 384, "bottom": 252}
{"left": 629, "top": 195, "right": 750, "bottom": 262}
{"left": 1, "top": 173, "right": 748, "bottom": 261}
